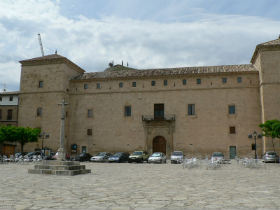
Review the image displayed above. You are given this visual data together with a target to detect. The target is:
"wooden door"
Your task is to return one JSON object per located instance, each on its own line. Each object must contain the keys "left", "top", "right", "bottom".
{"left": 153, "top": 136, "right": 166, "bottom": 154}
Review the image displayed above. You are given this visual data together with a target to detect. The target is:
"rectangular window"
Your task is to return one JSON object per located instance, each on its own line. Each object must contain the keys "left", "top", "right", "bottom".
{"left": 154, "top": 104, "right": 164, "bottom": 120}
{"left": 132, "top": 82, "right": 136, "bottom": 87}
{"left": 82, "top": 146, "right": 87, "bottom": 153}
{"left": 188, "top": 104, "right": 195, "bottom": 115}
{"left": 222, "top": 78, "right": 227, "bottom": 84}
{"left": 0, "top": 109, "right": 2, "bottom": 120}
{"left": 88, "top": 109, "right": 93, "bottom": 118}
{"left": 7, "top": 109, "right": 12, "bottom": 120}
{"left": 228, "top": 105, "right": 235, "bottom": 114}
{"left": 36, "top": 107, "right": 42, "bottom": 117}
{"left": 182, "top": 79, "right": 187, "bottom": 85}
{"left": 9, "top": 96, "right": 13, "bottom": 101}
{"left": 96, "top": 83, "right": 101, "bottom": 89}
{"left": 39, "top": 81, "right": 43, "bottom": 88}
{"left": 151, "top": 81, "right": 156, "bottom": 86}
{"left": 229, "top": 126, "right": 236, "bottom": 134}
{"left": 124, "top": 106, "right": 131, "bottom": 117}
{"left": 0, "top": 96, "right": 2, "bottom": 101}
{"left": 87, "top": 129, "right": 92, "bottom": 136}
{"left": 119, "top": 82, "right": 123, "bottom": 88}
{"left": 84, "top": 84, "right": 88, "bottom": 89}
{"left": 163, "top": 80, "right": 168, "bottom": 86}
{"left": 237, "top": 77, "right": 242, "bottom": 83}
{"left": 196, "top": 78, "right": 201, "bottom": 84}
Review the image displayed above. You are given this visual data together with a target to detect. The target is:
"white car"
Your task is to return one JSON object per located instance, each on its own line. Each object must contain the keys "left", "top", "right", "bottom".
{"left": 211, "top": 152, "right": 225, "bottom": 163}
{"left": 171, "top": 151, "right": 184, "bottom": 164}
{"left": 148, "top": 152, "right": 166, "bottom": 163}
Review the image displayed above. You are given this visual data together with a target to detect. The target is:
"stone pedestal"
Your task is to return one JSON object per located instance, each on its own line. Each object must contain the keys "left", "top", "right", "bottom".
{"left": 28, "top": 160, "right": 91, "bottom": 176}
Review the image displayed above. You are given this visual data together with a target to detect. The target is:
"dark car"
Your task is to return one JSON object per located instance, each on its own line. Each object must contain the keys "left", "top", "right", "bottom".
{"left": 108, "top": 152, "right": 130, "bottom": 163}
{"left": 72, "top": 153, "right": 92, "bottom": 162}
{"left": 263, "top": 151, "right": 279, "bottom": 163}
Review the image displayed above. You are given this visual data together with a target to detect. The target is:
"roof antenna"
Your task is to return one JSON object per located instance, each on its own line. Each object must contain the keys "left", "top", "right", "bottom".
{"left": 38, "top": 33, "right": 45, "bottom": 56}
{"left": 127, "top": 62, "right": 128, "bottom": 67}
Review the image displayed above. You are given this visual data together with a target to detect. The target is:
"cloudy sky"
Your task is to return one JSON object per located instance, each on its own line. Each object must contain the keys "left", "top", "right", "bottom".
{"left": 0, "top": 0, "right": 280, "bottom": 91}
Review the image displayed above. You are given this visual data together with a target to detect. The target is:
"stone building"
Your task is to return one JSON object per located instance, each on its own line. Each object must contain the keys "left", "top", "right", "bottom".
{"left": 17, "top": 37, "right": 280, "bottom": 158}
{"left": 0, "top": 91, "right": 19, "bottom": 155}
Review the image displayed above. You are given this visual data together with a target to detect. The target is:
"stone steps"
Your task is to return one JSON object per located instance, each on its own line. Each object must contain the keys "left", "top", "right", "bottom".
{"left": 28, "top": 160, "right": 91, "bottom": 176}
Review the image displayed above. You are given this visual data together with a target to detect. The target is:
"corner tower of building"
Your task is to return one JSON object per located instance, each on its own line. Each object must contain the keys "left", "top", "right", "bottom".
{"left": 251, "top": 36, "right": 280, "bottom": 152}
{"left": 18, "top": 54, "right": 85, "bottom": 152}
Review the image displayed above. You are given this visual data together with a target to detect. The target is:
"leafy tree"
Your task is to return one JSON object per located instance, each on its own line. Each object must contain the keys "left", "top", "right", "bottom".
{"left": 259, "top": 120, "right": 280, "bottom": 152}
{"left": 0, "top": 126, "right": 40, "bottom": 153}
{"left": 15, "top": 127, "right": 41, "bottom": 153}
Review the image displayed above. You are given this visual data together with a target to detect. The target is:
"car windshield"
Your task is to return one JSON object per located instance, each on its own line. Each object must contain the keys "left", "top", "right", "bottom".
{"left": 212, "top": 152, "right": 224, "bottom": 157}
{"left": 151, "top": 153, "right": 161, "bottom": 157}
{"left": 113, "top": 152, "right": 122, "bottom": 157}
{"left": 266, "top": 152, "right": 276, "bottom": 155}
{"left": 172, "top": 151, "right": 183, "bottom": 156}
{"left": 132, "top": 151, "right": 143, "bottom": 155}
{"left": 96, "top": 152, "right": 107, "bottom": 156}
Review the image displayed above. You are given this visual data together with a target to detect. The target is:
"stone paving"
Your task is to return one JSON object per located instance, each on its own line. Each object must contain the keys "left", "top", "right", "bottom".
{"left": 0, "top": 161, "right": 280, "bottom": 210}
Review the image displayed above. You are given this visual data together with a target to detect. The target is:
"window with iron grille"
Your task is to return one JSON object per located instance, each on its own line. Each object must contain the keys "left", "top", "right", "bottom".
{"left": 196, "top": 78, "right": 201, "bottom": 84}
{"left": 84, "top": 83, "right": 88, "bottom": 89}
{"left": 163, "top": 80, "right": 168, "bottom": 86}
{"left": 151, "top": 81, "right": 156, "bottom": 86}
{"left": 87, "top": 129, "right": 92, "bottom": 136}
{"left": 132, "top": 82, "right": 136, "bottom": 87}
{"left": 237, "top": 77, "right": 242, "bottom": 83}
{"left": 7, "top": 109, "right": 12, "bottom": 120}
{"left": 229, "top": 126, "right": 236, "bottom": 134}
{"left": 119, "top": 82, "right": 123, "bottom": 88}
{"left": 182, "top": 79, "right": 187, "bottom": 85}
{"left": 222, "top": 78, "right": 227, "bottom": 84}
{"left": 188, "top": 104, "right": 195, "bottom": 115}
{"left": 124, "top": 106, "right": 131, "bottom": 117}
{"left": 88, "top": 109, "right": 93, "bottom": 118}
{"left": 96, "top": 83, "right": 101, "bottom": 89}
{"left": 39, "top": 81, "right": 43, "bottom": 88}
{"left": 228, "top": 105, "right": 235, "bottom": 114}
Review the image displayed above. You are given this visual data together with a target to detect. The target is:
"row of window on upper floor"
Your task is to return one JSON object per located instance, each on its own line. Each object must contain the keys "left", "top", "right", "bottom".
{"left": 36, "top": 77, "right": 243, "bottom": 89}
{"left": 34, "top": 104, "right": 236, "bottom": 118}
{"left": 0, "top": 109, "right": 13, "bottom": 120}
{"left": 82, "top": 77, "right": 243, "bottom": 90}
{"left": 0, "top": 96, "right": 14, "bottom": 101}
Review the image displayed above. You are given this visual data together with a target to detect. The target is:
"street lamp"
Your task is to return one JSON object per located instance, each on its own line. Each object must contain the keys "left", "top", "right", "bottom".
{"left": 248, "top": 131, "right": 262, "bottom": 159}
{"left": 39, "top": 132, "right": 49, "bottom": 154}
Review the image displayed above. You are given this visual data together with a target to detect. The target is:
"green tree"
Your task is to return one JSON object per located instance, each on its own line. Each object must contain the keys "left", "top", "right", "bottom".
{"left": 15, "top": 127, "right": 41, "bottom": 153}
{"left": 0, "top": 126, "right": 40, "bottom": 153}
{"left": 259, "top": 120, "right": 280, "bottom": 152}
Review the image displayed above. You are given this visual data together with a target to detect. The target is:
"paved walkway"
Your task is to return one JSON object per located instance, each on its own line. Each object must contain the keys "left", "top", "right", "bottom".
{"left": 0, "top": 161, "right": 279, "bottom": 210}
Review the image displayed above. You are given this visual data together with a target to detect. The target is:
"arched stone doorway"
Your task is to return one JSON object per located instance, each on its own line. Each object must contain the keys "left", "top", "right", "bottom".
{"left": 153, "top": 136, "right": 166, "bottom": 154}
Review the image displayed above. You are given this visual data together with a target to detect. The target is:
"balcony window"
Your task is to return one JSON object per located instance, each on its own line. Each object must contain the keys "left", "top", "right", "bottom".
{"left": 188, "top": 104, "right": 195, "bottom": 115}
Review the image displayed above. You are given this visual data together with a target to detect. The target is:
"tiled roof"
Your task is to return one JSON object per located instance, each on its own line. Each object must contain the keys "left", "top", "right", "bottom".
{"left": 74, "top": 64, "right": 257, "bottom": 80}
{"left": 251, "top": 37, "right": 280, "bottom": 63}
{"left": 19, "top": 54, "right": 85, "bottom": 73}
{"left": 19, "top": 54, "right": 65, "bottom": 62}
{"left": 259, "top": 38, "right": 280, "bottom": 46}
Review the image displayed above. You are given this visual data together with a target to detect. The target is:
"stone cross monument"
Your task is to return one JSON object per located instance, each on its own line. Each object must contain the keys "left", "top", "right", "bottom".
{"left": 57, "top": 99, "right": 68, "bottom": 161}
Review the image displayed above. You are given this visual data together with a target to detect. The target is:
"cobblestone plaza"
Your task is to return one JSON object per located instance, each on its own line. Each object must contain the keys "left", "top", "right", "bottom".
{"left": 0, "top": 162, "right": 279, "bottom": 210}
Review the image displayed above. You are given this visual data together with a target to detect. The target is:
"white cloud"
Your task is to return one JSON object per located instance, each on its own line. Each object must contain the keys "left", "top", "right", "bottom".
{"left": 0, "top": 0, "right": 280, "bottom": 91}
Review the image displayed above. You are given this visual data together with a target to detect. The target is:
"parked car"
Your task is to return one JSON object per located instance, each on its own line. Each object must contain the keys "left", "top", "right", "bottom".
{"left": 171, "top": 151, "right": 184, "bottom": 164}
{"left": 108, "top": 152, "right": 130, "bottom": 163}
{"left": 211, "top": 152, "right": 225, "bottom": 163}
{"left": 43, "top": 152, "right": 56, "bottom": 160}
{"left": 90, "top": 152, "right": 112, "bottom": 162}
{"left": 148, "top": 152, "right": 167, "bottom": 163}
{"left": 263, "top": 151, "right": 279, "bottom": 163}
{"left": 128, "top": 151, "right": 149, "bottom": 163}
{"left": 72, "top": 153, "right": 92, "bottom": 162}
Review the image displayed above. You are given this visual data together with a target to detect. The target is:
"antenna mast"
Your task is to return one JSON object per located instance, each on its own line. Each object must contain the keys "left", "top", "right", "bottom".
{"left": 38, "top": 33, "right": 44, "bottom": 56}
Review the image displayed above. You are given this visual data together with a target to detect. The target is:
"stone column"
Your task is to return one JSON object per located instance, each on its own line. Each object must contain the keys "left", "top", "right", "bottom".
{"left": 57, "top": 99, "right": 68, "bottom": 161}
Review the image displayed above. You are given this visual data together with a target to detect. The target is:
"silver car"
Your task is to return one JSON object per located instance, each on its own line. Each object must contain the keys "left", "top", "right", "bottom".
{"left": 148, "top": 152, "right": 167, "bottom": 163}
{"left": 171, "top": 151, "right": 184, "bottom": 164}
{"left": 263, "top": 151, "right": 279, "bottom": 163}
{"left": 90, "top": 152, "right": 111, "bottom": 162}
{"left": 211, "top": 152, "right": 224, "bottom": 163}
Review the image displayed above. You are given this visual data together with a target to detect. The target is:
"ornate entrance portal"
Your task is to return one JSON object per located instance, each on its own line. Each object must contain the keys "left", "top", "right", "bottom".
{"left": 153, "top": 136, "right": 166, "bottom": 154}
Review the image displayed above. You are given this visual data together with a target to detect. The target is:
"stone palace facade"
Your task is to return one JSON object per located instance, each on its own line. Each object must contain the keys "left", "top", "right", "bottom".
{"left": 17, "top": 37, "right": 280, "bottom": 158}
